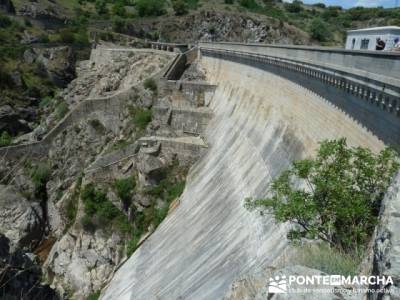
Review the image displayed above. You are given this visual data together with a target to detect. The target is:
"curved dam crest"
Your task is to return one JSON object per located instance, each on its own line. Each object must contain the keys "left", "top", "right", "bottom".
{"left": 101, "top": 53, "right": 385, "bottom": 299}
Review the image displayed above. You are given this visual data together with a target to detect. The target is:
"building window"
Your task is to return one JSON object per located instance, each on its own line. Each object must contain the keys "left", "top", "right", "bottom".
{"left": 360, "top": 39, "right": 370, "bottom": 49}
{"left": 351, "top": 38, "right": 356, "bottom": 49}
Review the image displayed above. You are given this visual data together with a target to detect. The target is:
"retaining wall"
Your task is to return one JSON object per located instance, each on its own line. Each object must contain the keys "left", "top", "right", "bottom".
{"left": 0, "top": 49, "right": 178, "bottom": 159}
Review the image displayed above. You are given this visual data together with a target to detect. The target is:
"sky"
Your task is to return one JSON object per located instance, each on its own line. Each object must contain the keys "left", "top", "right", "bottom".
{"left": 284, "top": 0, "right": 399, "bottom": 8}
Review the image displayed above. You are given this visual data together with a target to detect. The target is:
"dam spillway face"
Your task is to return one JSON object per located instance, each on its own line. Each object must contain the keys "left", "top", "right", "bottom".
{"left": 101, "top": 49, "right": 387, "bottom": 300}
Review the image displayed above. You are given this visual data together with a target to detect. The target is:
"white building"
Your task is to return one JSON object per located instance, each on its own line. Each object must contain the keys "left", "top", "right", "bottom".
{"left": 345, "top": 26, "right": 400, "bottom": 51}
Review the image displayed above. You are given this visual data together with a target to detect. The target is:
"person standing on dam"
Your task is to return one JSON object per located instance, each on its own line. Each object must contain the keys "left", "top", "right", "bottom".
{"left": 376, "top": 38, "right": 386, "bottom": 50}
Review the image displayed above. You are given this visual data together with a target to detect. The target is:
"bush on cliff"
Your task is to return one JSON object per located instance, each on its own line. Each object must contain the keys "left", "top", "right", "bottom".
{"left": 0, "top": 131, "right": 12, "bottom": 146}
{"left": 143, "top": 78, "right": 157, "bottom": 92}
{"left": 114, "top": 176, "right": 136, "bottom": 208}
{"left": 132, "top": 107, "right": 152, "bottom": 130}
{"left": 135, "top": 0, "right": 166, "bottom": 17}
{"left": 309, "top": 18, "right": 331, "bottom": 42}
{"left": 30, "top": 162, "right": 52, "bottom": 199}
{"left": 172, "top": 0, "right": 188, "bottom": 15}
{"left": 245, "top": 138, "right": 399, "bottom": 253}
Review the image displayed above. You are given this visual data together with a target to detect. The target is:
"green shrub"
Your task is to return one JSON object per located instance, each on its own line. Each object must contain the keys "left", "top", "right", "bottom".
{"left": 112, "top": 16, "right": 127, "bottom": 33}
{"left": 59, "top": 28, "right": 75, "bottom": 44}
{"left": 30, "top": 162, "right": 52, "bottom": 198}
{"left": 126, "top": 230, "right": 142, "bottom": 256}
{"left": 224, "top": 0, "right": 234, "bottom": 4}
{"left": 39, "top": 96, "right": 53, "bottom": 108}
{"left": 292, "top": 243, "right": 362, "bottom": 276}
{"left": 112, "top": 2, "right": 126, "bottom": 16}
{"left": 135, "top": 0, "right": 166, "bottom": 17}
{"left": 86, "top": 290, "right": 101, "bottom": 300}
{"left": 143, "top": 78, "right": 157, "bottom": 92}
{"left": 239, "top": 0, "right": 258, "bottom": 9}
{"left": 114, "top": 177, "right": 136, "bottom": 208}
{"left": 245, "top": 138, "right": 399, "bottom": 253}
{"left": 65, "top": 176, "right": 83, "bottom": 230}
{"left": 172, "top": 0, "right": 188, "bottom": 15}
{"left": 56, "top": 102, "right": 69, "bottom": 119}
{"left": 95, "top": 0, "right": 108, "bottom": 15}
{"left": 0, "top": 14, "right": 12, "bottom": 28}
{"left": 309, "top": 18, "right": 331, "bottom": 42}
{"left": 132, "top": 108, "right": 152, "bottom": 130}
{"left": 0, "top": 131, "right": 12, "bottom": 147}
{"left": 88, "top": 119, "right": 105, "bottom": 134}
{"left": 80, "top": 183, "right": 134, "bottom": 234}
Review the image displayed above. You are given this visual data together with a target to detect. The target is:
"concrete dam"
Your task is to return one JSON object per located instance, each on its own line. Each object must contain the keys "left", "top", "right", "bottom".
{"left": 101, "top": 44, "right": 400, "bottom": 299}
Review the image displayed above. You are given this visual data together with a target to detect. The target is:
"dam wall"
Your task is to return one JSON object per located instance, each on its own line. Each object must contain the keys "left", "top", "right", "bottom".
{"left": 200, "top": 43, "right": 400, "bottom": 146}
{"left": 102, "top": 52, "right": 385, "bottom": 299}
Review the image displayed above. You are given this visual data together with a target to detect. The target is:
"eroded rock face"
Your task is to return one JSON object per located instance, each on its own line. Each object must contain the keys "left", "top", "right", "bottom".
{"left": 127, "top": 10, "right": 311, "bottom": 45}
{"left": 23, "top": 46, "right": 76, "bottom": 87}
{"left": 0, "top": 185, "right": 43, "bottom": 252}
{"left": 0, "top": 105, "right": 31, "bottom": 135}
{"left": 0, "top": 234, "right": 59, "bottom": 299}
{"left": 0, "top": 0, "right": 14, "bottom": 14}
{"left": 44, "top": 229, "right": 124, "bottom": 299}
{"left": 370, "top": 173, "right": 400, "bottom": 299}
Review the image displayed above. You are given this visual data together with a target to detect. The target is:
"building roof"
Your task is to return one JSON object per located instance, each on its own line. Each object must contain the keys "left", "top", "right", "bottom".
{"left": 347, "top": 26, "right": 400, "bottom": 34}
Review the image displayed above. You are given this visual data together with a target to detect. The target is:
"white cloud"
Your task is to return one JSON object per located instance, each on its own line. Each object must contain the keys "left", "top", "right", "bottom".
{"left": 354, "top": 0, "right": 396, "bottom": 7}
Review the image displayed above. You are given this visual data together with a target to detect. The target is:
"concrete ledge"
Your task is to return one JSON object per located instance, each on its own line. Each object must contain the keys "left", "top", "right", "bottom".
{"left": 199, "top": 42, "right": 400, "bottom": 83}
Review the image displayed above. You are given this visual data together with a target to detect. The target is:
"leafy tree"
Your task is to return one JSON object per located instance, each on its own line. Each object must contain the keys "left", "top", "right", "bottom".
{"left": 135, "top": 0, "right": 166, "bottom": 17}
{"left": 95, "top": 0, "right": 108, "bottom": 15}
{"left": 312, "top": 3, "right": 326, "bottom": 8}
{"left": 172, "top": 0, "right": 188, "bottom": 15}
{"left": 239, "top": 0, "right": 258, "bottom": 9}
{"left": 112, "top": 2, "right": 126, "bottom": 17}
{"left": 112, "top": 16, "right": 127, "bottom": 33}
{"left": 245, "top": 139, "right": 399, "bottom": 253}
{"left": 284, "top": 0, "right": 303, "bottom": 13}
{"left": 309, "top": 18, "right": 331, "bottom": 42}
{"left": 224, "top": 0, "right": 234, "bottom": 3}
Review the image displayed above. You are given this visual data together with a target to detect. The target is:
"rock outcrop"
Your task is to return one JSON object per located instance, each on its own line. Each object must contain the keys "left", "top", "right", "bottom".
{"left": 370, "top": 173, "right": 400, "bottom": 299}
{"left": 24, "top": 46, "right": 76, "bottom": 88}
{"left": 0, "top": 185, "right": 43, "bottom": 252}
{"left": 0, "top": 234, "right": 59, "bottom": 299}
{"left": 0, "top": 104, "right": 31, "bottom": 135}
{"left": 44, "top": 229, "right": 124, "bottom": 299}
{"left": 126, "top": 10, "right": 311, "bottom": 45}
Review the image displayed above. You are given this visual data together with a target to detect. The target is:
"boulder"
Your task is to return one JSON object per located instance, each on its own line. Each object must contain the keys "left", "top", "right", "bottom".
{"left": 0, "top": 234, "right": 59, "bottom": 299}
{"left": 44, "top": 229, "right": 124, "bottom": 299}
{"left": 0, "top": 105, "right": 31, "bottom": 135}
{"left": 0, "top": 185, "right": 43, "bottom": 251}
